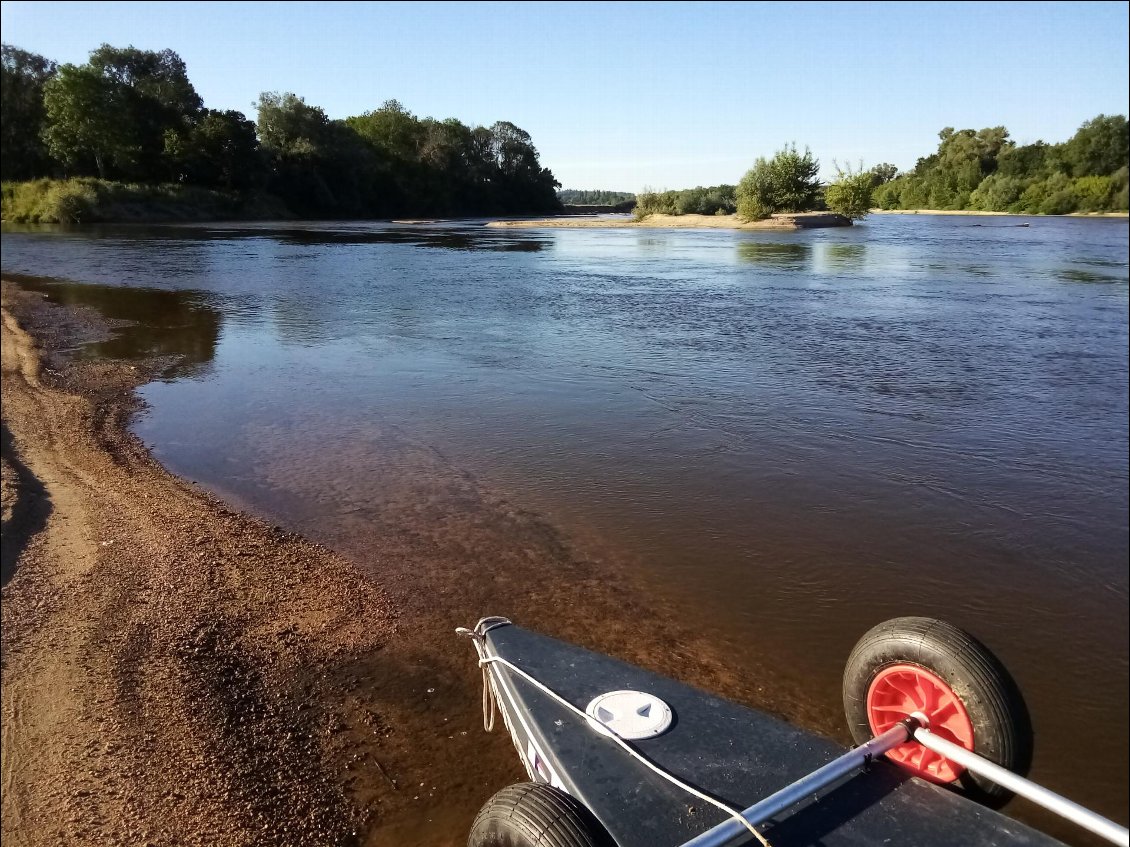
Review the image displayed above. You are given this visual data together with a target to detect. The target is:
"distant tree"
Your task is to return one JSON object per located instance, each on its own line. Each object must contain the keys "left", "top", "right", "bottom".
{"left": 968, "top": 173, "right": 1028, "bottom": 212}
{"left": 256, "top": 91, "right": 330, "bottom": 154}
{"left": 1, "top": 43, "right": 57, "bottom": 179}
{"left": 1071, "top": 175, "right": 1113, "bottom": 212}
{"left": 824, "top": 161, "right": 875, "bottom": 220}
{"left": 736, "top": 158, "right": 777, "bottom": 220}
{"left": 346, "top": 99, "right": 424, "bottom": 161}
{"left": 43, "top": 45, "right": 202, "bottom": 181}
{"left": 488, "top": 120, "right": 560, "bottom": 212}
{"left": 256, "top": 92, "right": 349, "bottom": 213}
{"left": 633, "top": 185, "right": 735, "bottom": 218}
{"left": 996, "top": 142, "right": 1050, "bottom": 179}
{"left": 1061, "top": 114, "right": 1128, "bottom": 177}
{"left": 1111, "top": 166, "right": 1129, "bottom": 211}
{"left": 42, "top": 63, "right": 122, "bottom": 178}
{"left": 869, "top": 162, "right": 899, "bottom": 186}
{"left": 557, "top": 189, "right": 636, "bottom": 205}
{"left": 164, "top": 108, "right": 263, "bottom": 190}
{"left": 736, "top": 144, "right": 820, "bottom": 220}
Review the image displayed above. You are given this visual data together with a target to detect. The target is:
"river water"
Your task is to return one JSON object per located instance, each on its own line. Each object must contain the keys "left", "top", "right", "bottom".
{"left": 2, "top": 215, "right": 1127, "bottom": 842}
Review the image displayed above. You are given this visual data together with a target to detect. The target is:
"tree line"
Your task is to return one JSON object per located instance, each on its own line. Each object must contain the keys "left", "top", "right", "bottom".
{"left": 1, "top": 43, "right": 562, "bottom": 218}
{"left": 629, "top": 114, "right": 1126, "bottom": 224}
{"left": 557, "top": 189, "right": 635, "bottom": 206}
{"left": 875, "top": 117, "right": 1128, "bottom": 214}
{"left": 633, "top": 149, "right": 900, "bottom": 222}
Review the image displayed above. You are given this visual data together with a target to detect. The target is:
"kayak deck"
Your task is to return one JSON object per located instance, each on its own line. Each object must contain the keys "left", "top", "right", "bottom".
{"left": 481, "top": 622, "right": 1063, "bottom": 847}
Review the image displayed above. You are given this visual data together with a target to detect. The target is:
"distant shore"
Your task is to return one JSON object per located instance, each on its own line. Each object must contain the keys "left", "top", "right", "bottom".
{"left": 868, "top": 209, "right": 1128, "bottom": 218}
{"left": 487, "top": 212, "right": 852, "bottom": 230}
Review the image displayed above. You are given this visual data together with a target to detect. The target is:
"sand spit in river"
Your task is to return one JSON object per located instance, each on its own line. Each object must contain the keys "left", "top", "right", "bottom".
{"left": 487, "top": 212, "right": 852, "bottom": 230}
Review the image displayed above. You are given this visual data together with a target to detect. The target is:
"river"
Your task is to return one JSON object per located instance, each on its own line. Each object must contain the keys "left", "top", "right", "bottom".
{"left": 2, "top": 214, "right": 1127, "bottom": 844}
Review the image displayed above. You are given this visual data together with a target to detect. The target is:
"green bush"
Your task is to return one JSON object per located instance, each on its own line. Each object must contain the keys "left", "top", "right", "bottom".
{"left": 736, "top": 144, "right": 821, "bottom": 221}
{"left": 968, "top": 174, "right": 1029, "bottom": 211}
{"left": 1072, "top": 175, "right": 1112, "bottom": 212}
{"left": 0, "top": 177, "right": 289, "bottom": 222}
{"left": 1040, "top": 189, "right": 1078, "bottom": 215}
{"left": 823, "top": 163, "right": 874, "bottom": 220}
{"left": 632, "top": 184, "right": 736, "bottom": 219}
{"left": 1111, "top": 167, "right": 1129, "bottom": 211}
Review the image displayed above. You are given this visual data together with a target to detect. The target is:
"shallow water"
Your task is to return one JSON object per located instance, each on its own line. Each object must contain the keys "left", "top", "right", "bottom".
{"left": 3, "top": 215, "right": 1127, "bottom": 839}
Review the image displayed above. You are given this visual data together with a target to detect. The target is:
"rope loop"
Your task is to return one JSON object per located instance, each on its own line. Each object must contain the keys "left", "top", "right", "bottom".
{"left": 456, "top": 618, "right": 771, "bottom": 846}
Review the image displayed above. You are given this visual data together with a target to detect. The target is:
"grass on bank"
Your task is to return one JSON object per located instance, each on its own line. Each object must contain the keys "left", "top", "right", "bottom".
{"left": 1, "top": 178, "right": 291, "bottom": 224}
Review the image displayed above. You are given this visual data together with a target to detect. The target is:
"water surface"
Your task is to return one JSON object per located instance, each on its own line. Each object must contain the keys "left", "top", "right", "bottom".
{"left": 3, "top": 215, "right": 1127, "bottom": 841}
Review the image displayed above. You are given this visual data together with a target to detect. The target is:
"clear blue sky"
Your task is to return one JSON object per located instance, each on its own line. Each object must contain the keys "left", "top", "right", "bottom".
{"left": 2, "top": 1, "right": 1127, "bottom": 191}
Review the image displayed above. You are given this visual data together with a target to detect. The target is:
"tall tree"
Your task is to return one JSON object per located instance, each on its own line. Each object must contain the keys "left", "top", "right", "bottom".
{"left": 164, "top": 108, "right": 263, "bottom": 190}
{"left": 1062, "top": 114, "right": 1128, "bottom": 177}
{"left": 736, "top": 144, "right": 821, "bottom": 219}
{"left": 1, "top": 43, "right": 57, "bottom": 179}
{"left": 43, "top": 45, "right": 202, "bottom": 181}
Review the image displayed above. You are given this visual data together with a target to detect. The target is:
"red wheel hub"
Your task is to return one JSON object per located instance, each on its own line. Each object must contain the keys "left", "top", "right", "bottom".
{"left": 866, "top": 663, "right": 975, "bottom": 783}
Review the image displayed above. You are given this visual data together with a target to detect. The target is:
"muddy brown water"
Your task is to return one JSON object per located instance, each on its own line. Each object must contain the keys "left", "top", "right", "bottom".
{"left": 2, "top": 215, "right": 1127, "bottom": 844}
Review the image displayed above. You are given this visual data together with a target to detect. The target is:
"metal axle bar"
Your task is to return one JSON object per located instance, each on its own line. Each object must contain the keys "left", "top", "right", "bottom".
{"left": 914, "top": 728, "right": 1129, "bottom": 847}
{"left": 678, "top": 720, "right": 917, "bottom": 847}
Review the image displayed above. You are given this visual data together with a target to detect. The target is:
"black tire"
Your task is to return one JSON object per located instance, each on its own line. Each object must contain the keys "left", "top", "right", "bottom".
{"left": 843, "top": 616, "right": 1032, "bottom": 804}
{"left": 468, "top": 782, "right": 614, "bottom": 847}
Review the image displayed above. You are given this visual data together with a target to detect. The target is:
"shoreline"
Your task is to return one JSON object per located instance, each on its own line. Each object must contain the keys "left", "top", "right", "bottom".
{"left": 868, "top": 208, "right": 1129, "bottom": 218}
{"left": 0, "top": 277, "right": 819, "bottom": 845}
{"left": 487, "top": 212, "right": 852, "bottom": 230}
{"left": 1, "top": 280, "right": 400, "bottom": 846}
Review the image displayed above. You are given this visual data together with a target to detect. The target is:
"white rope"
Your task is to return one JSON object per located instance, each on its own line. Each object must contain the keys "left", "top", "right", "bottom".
{"left": 458, "top": 621, "right": 771, "bottom": 846}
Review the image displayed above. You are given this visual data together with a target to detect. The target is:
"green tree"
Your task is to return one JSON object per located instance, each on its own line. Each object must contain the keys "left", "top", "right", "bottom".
{"left": 1061, "top": 114, "right": 1128, "bottom": 177}
{"left": 736, "top": 144, "right": 820, "bottom": 220}
{"left": 346, "top": 99, "right": 423, "bottom": 161}
{"left": 164, "top": 109, "right": 263, "bottom": 190}
{"left": 1072, "top": 175, "right": 1112, "bottom": 212}
{"left": 1, "top": 44, "right": 57, "bottom": 180}
{"left": 42, "top": 63, "right": 121, "bottom": 178}
{"left": 869, "top": 163, "right": 899, "bottom": 186}
{"left": 256, "top": 92, "right": 351, "bottom": 213}
{"left": 824, "top": 162, "right": 875, "bottom": 220}
{"left": 42, "top": 45, "right": 202, "bottom": 181}
{"left": 968, "top": 173, "right": 1029, "bottom": 211}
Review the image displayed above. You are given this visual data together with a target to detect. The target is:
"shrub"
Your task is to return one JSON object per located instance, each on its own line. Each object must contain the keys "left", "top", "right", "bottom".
{"left": 823, "top": 162, "right": 875, "bottom": 220}
{"left": 1111, "top": 166, "right": 1129, "bottom": 211}
{"left": 968, "top": 174, "right": 1028, "bottom": 212}
{"left": 736, "top": 144, "right": 821, "bottom": 221}
{"left": 1040, "top": 189, "right": 1078, "bottom": 215}
{"left": 0, "top": 177, "right": 289, "bottom": 223}
{"left": 1072, "top": 175, "right": 1113, "bottom": 212}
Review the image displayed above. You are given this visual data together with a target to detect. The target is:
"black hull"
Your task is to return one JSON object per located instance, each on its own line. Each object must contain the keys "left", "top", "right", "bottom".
{"left": 479, "top": 621, "right": 1063, "bottom": 847}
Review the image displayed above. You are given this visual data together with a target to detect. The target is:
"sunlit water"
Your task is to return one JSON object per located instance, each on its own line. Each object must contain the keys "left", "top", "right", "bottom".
{"left": 3, "top": 215, "right": 1127, "bottom": 838}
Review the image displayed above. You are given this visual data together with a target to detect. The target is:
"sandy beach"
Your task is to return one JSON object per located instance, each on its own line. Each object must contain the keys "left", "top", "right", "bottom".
{"left": 1, "top": 280, "right": 401, "bottom": 846}
{"left": 0, "top": 279, "right": 810, "bottom": 846}
{"left": 487, "top": 212, "right": 852, "bottom": 230}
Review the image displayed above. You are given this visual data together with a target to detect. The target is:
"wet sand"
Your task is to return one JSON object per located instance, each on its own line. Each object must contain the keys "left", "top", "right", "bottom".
{"left": 0, "top": 279, "right": 812, "bottom": 846}
{"left": 487, "top": 212, "right": 852, "bottom": 229}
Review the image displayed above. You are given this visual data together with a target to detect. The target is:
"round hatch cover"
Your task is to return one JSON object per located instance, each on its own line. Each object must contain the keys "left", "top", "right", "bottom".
{"left": 584, "top": 690, "right": 673, "bottom": 740}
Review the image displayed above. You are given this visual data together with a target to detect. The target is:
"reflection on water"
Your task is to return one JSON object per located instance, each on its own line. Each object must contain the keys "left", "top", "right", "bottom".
{"left": 10, "top": 273, "right": 221, "bottom": 380}
{"left": 2, "top": 215, "right": 1128, "bottom": 841}
{"left": 736, "top": 239, "right": 811, "bottom": 268}
{"left": 0, "top": 221, "right": 551, "bottom": 253}
{"left": 818, "top": 242, "right": 867, "bottom": 271}
{"left": 1058, "top": 267, "right": 1129, "bottom": 284}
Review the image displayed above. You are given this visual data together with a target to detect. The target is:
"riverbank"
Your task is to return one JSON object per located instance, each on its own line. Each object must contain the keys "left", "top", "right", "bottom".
{"left": 1, "top": 278, "right": 811, "bottom": 846}
{"left": 868, "top": 208, "right": 1129, "bottom": 218}
{"left": 1, "top": 280, "right": 401, "bottom": 845}
{"left": 1, "top": 178, "right": 292, "bottom": 224}
{"left": 487, "top": 212, "right": 852, "bottom": 230}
